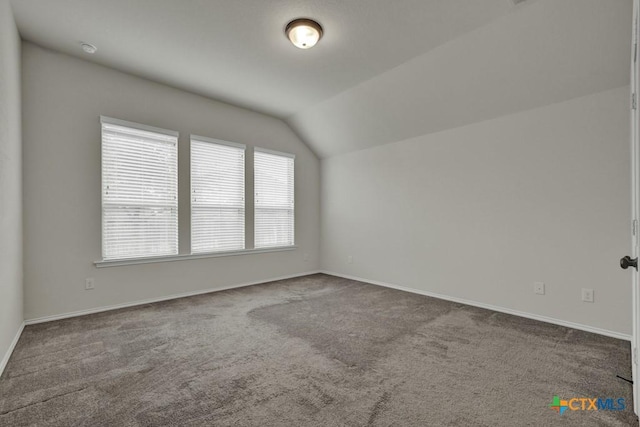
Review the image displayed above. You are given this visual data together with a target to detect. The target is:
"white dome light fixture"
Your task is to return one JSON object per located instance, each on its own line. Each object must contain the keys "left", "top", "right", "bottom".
{"left": 285, "top": 18, "right": 323, "bottom": 49}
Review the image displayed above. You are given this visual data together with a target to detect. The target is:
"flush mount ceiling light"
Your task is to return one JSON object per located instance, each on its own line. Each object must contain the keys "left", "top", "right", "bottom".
{"left": 285, "top": 18, "right": 323, "bottom": 49}
{"left": 80, "top": 42, "right": 97, "bottom": 54}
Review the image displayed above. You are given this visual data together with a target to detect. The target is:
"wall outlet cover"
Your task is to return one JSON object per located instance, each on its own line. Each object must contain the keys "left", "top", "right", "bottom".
{"left": 582, "top": 288, "right": 594, "bottom": 303}
{"left": 534, "top": 282, "right": 545, "bottom": 295}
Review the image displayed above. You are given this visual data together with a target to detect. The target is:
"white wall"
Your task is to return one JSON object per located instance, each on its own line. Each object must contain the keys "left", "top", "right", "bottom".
{"left": 321, "top": 87, "right": 631, "bottom": 335}
{"left": 22, "top": 42, "right": 320, "bottom": 320}
{"left": 0, "top": 0, "right": 23, "bottom": 368}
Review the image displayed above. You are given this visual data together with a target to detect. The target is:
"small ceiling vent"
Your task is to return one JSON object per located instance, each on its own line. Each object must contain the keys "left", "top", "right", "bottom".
{"left": 512, "top": 0, "right": 527, "bottom": 4}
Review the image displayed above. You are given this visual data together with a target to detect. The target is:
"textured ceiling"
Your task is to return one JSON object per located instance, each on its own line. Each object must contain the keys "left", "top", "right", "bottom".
{"left": 10, "top": 0, "right": 632, "bottom": 158}
{"left": 10, "top": 0, "right": 512, "bottom": 118}
{"left": 288, "top": 0, "right": 632, "bottom": 157}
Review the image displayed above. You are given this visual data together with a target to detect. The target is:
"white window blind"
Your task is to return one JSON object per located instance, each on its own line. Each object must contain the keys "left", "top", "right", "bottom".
{"left": 101, "top": 117, "right": 178, "bottom": 260}
{"left": 254, "top": 148, "right": 294, "bottom": 248}
{"left": 191, "top": 136, "right": 246, "bottom": 253}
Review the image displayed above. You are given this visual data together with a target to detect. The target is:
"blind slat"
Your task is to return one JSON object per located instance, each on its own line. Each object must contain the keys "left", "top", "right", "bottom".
{"left": 254, "top": 150, "right": 294, "bottom": 248}
{"left": 102, "top": 120, "right": 178, "bottom": 260}
{"left": 191, "top": 138, "right": 245, "bottom": 253}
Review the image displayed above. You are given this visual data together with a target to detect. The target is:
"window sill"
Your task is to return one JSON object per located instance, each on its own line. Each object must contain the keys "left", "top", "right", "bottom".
{"left": 94, "top": 246, "right": 297, "bottom": 268}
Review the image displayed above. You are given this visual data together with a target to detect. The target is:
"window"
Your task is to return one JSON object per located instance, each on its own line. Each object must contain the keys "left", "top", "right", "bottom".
{"left": 254, "top": 148, "right": 295, "bottom": 248}
{"left": 101, "top": 117, "right": 178, "bottom": 260}
{"left": 191, "top": 136, "right": 245, "bottom": 253}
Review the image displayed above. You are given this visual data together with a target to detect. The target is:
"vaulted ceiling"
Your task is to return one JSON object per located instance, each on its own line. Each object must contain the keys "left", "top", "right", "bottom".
{"left": 11, "top": 0, "right": 632, "bottom": 158}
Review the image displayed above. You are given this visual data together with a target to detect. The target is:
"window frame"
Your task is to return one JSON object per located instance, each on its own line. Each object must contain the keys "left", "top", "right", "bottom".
{"left": 95, "top": 118, "right": 300, "bottom": 267}
{"left": 254, "top": 147, "right": 295, "bottom": 249}
{"left": 190, "top": 134, "right": 246, "bottom": 254}
{"left": 100, "top": 116, "right": 179, "bottom": 261}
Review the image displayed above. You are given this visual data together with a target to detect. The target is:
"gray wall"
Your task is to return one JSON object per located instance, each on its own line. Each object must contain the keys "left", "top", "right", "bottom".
{"left": 321, "top": 87, "right": 631, "bottom": 335}
{"left": 0, "top": 0, "right": 23, "bottom": 366}
{"left": 22, "top": 42, "right": 320, "bottom": 320}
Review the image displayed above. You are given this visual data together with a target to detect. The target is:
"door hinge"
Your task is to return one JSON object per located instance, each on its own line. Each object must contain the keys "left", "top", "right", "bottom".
{"left": 633, "top": 93, "right": 637, "bottom": 110}
{"left": 634, "top": 219, "right": 638, "bottom": 236}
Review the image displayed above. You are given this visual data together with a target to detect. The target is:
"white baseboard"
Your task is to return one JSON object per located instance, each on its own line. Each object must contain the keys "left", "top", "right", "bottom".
{"left": 21, "top": 269, "right": 632, "bottom": 341}
{"left": 0, "top": 322, "right": 25, "bottom": 378}
{"left": 321, "top": 270, "right": 632, "bottom": 342}
{"left": 25, "top": 270, "right": 321, "bottom": 325}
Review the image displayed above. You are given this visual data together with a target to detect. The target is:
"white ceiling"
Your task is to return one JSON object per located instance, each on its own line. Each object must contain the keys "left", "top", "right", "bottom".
{"left": 10, "top": 0, "right": 632, "bottom": 158}
{"left": 289, "top": 0, "right": 632, "bottom": 157}
{"left": 10, "top": 0, "right": 513, "bottom": 118}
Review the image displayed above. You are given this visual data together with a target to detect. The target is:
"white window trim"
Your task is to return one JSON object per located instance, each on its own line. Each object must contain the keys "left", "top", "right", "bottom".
{"left": 101, "top": 116, "right": 179, "bottom": 138}
{"left": 190, "top": 134, "right": 246, "bottom": 150}
{"left": 254, "top": 146, "right": 296, "bottom": 159}
{"left": 254, "top": 148, "right": 295, "bottom": 249}
{"left": 94, "top": 245, "right": 297, "bottom": 268}
{"left": 190, "top": 135, "right": 246, "bottom": 253}
{"left": 97, "top": 119, "right": 300, "bottom": 265}
{"left": 100, "top": 116, "right": 179, "bottom": 261}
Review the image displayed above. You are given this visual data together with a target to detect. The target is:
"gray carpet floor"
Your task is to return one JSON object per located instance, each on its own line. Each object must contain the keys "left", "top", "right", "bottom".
{"left": 0, "top": 273, "right": 637, "bottom": 426}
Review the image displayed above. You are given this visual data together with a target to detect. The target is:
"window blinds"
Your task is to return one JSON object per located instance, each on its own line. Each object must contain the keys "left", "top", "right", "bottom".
{"left": 254, "top": 148, "right": 295, "bottom": 248}
{"left": 101, "top": 117, "right": 178, "bottom": 260}
{"left": 191, "top": 136, "right": 245, "bottom": 253}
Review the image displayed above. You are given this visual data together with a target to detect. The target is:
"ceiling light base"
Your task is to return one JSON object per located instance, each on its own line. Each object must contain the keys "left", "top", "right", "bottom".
{"left": 285, "top": 18, "right": 323, "bottom": 49}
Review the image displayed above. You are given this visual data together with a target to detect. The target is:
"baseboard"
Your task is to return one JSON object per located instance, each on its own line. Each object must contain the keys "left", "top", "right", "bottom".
{"left": 321, "top": 270, "right": 632, "bottom": 342}
{"left": 25, "top": 270, "right": 321, "bottom": 325}
{"left": 0, "top": 322, "right": 25, "bottom": 378}
{"left": 22, "top": 269, "right": 631, "bottom": 341}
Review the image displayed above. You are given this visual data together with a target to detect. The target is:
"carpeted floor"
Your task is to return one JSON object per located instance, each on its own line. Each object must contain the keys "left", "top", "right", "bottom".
{"left": 0, "top": 273, "right": 637, "bottom": 426}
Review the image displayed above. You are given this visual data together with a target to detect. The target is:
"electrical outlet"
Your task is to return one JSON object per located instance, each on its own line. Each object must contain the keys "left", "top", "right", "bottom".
{"left": 85, "top": 278, "right": 95, "bottom": 290}
{"left": 303, "top": 253, "right": 309, "bottom": 262}
{"left": 534, "top": 282, "right": 545, "bottom": 295}
{"left": 582, "top": 288, "right": 594, "bottom": 303}
{"left": 347, "top": 255, "right": 353, "bottom": 264}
